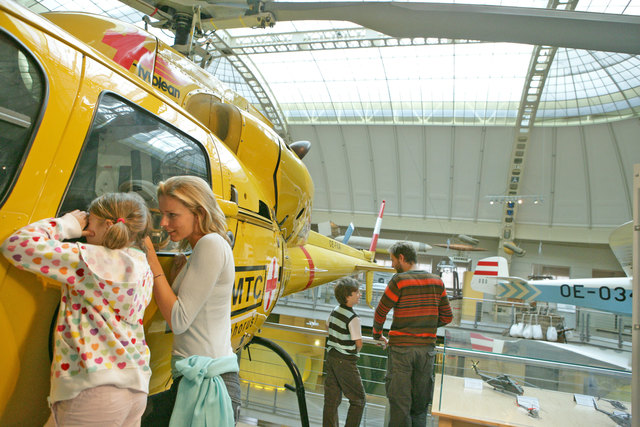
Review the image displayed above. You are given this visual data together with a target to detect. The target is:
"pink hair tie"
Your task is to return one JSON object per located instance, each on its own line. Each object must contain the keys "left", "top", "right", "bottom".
{"left": 116, "top": 218, "right": 125, "bottom": 223}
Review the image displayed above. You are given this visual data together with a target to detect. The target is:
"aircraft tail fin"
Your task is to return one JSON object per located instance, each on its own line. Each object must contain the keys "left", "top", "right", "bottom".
{"left": 608, "top": 221, "right": 632, "bottom": 277}
{"left": 364, "top": 270, "right": 374, "bottom": 308}
{"left": 354, "top": 264, "right": 395, "bottom": 308}
{"left": 342, "top": 222, "right": 355, "bottom": 244}
{"left": 471, "top": 256, "right": 510, "bottom": 294}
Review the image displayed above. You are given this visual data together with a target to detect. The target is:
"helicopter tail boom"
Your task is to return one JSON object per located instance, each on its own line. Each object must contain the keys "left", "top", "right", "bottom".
{"left": 283, "top": 231, "right": 393, "bottom": 299}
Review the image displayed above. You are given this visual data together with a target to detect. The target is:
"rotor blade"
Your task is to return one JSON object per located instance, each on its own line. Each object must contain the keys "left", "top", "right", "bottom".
{"left": 265, "top": 2, "right": 640, "bottom": 55}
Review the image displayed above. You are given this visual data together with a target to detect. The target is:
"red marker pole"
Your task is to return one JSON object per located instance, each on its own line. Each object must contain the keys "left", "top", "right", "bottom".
{"left": 369, "top": 200, "right": 386, "bottom": 252}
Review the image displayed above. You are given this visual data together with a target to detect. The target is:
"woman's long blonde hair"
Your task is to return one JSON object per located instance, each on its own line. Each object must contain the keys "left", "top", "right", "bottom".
{"left": 157, "top": 176, "right": 230, "bottom": 249}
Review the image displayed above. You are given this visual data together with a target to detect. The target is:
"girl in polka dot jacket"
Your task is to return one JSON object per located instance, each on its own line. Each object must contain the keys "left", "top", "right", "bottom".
{"left": 1, "top": 192, "right": 154, "bottom": 426}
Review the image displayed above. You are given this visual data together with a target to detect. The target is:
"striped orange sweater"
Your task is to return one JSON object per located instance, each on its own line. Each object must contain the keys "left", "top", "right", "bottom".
{"left": 373, "top": 270, "right": 452, "bottom": 346}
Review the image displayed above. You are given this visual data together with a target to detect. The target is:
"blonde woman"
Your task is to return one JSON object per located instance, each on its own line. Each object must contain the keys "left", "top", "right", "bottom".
{"left": 142, "top": 176, "right": 240, "bottom": 426}
{"left": 1, "top": 192, "right": 153, "bottom": 426}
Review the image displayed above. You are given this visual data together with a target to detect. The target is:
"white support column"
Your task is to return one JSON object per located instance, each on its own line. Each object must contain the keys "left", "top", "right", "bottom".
{"left": 632, "top": 164, "right": 639, "bottom": 426}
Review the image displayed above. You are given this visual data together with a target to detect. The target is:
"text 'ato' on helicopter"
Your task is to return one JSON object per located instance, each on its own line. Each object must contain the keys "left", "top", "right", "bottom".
{"left": 0, "top": 1, "right": 393, "bottom": 424}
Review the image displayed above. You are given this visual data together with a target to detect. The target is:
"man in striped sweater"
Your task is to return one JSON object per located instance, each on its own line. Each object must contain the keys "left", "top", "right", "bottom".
{"left": 373, "top": 241, "right": 452, "bottom": 427}
{"left": 323, "top": 277, "right": 366, "bottom": 427}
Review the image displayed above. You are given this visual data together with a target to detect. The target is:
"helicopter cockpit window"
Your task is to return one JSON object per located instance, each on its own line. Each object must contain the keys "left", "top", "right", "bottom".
{"left": 0, "top": 31, "right": 46, "bottom": 208}
{"left": 60, "top": 93, "right": 209, "bottom": 252}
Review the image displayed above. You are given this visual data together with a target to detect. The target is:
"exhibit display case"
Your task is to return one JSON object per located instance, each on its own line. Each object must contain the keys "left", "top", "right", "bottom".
{"left": 432, "top": 341, "right": 632, "bottom": 427}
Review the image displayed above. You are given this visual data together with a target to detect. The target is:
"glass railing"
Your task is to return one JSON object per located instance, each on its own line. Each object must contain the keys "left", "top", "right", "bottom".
{"left": 433, "top": 344, "right": 632, "bottom": 426}
{"left": 238, "top": 323, "right": 390, "bottom": 426}
{"left": 238, "top": 321, "right": 631, "bottom": 426}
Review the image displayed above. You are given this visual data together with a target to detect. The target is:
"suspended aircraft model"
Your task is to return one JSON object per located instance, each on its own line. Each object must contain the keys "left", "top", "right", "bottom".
{"left": 432, "top": 234, "right": 486, "bottom": 268}
{"left": 433, "top": 243, "right": 487, "bottom": 253}
{"left": 0, "top": 2, "right": 393, "bottom": 425}
{"left": 339, "top": 235, "right": 432, "bottom": 255}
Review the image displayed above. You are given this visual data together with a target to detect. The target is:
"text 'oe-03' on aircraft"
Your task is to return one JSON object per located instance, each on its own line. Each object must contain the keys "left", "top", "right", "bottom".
{"left": 471, "top": 258, "right": 632, "bottom": 315}
{"left": 471, "top": 221, "right": 633, "bottom": 315}
{"left": 0, "top": 1, "right": 396, "bottom": 424}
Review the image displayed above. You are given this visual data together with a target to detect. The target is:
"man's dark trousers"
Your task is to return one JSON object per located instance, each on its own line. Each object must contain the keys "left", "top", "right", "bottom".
{"left": 385, "top": 344, "right": 436, "bottom": 427}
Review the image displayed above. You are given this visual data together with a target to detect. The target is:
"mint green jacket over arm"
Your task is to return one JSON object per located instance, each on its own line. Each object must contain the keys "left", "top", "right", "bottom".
{"left": 169, "top": 355, "right": 239, "bottom": 427}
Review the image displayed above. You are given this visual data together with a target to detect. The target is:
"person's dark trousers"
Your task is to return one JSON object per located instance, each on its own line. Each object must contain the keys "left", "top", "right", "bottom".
{"left": 141, "top": 371, "right": 241, "bottom": 426}
{"left": 323, "top": 348, "right": 366, "bottom": 427}
{"left": 385, "top": 344, "right": 436, "bottom": 427}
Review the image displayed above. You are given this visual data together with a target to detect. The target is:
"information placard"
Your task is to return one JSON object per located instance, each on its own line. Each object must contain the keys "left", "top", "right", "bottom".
{"left": 464, "top": 378, "right": 483, "bottom": 390}
{"left": 573, "top": 394, "right": 595, "bottom": 407}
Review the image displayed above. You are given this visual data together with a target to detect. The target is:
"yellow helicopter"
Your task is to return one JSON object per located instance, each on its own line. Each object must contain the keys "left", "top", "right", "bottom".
{"left": 0, "top": 1, "right": 391, "bottom": 424}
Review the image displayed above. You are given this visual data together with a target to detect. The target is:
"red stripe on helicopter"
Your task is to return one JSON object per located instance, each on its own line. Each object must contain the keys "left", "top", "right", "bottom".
{"left": 299, "top": 246, "right": 315, "bottom": 290}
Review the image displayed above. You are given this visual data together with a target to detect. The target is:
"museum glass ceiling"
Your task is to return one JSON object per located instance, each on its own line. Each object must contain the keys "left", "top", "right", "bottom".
{"left": 20, "top": 0, "right": 640, "bottom": 127}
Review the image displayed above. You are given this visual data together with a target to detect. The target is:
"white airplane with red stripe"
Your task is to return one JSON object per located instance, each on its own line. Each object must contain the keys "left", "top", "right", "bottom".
{"left": 471, "top": 257, "right": 632, "bottom": 315}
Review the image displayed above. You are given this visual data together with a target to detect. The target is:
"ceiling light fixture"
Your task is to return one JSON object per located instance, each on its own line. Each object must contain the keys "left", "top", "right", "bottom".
{"left": 485, "top": 195, "right": 544, "bottom": 205}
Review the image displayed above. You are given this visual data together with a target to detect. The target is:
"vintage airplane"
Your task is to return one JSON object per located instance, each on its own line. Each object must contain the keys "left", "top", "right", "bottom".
{"left": 471, "top": 252, "right": 633, "bottom": 316}
{"left": 434, "top": 234, "right": 483, "bottom": 251}
{"left": 471, "top": 360, "right": 524, "bottom": 396}
{"left": 471, "top": 221, "right": 634, "bottom": 315}
{"left": 433, "top": 243, "right": 487, "bottom": 252}
{"left": 470, "top": 256, "right": 632, "bottom": 315}
{"left": 335, "top": 235, "right": 432, "bottom": 255}
{"left": 0, "top": 1, "right": 393, "bottom": 424}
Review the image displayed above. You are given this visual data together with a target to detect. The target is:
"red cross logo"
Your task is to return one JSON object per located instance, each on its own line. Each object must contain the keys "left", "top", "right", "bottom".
{"left": 101, "top": 30, "right": 154, "bottom": 72}
{"left": 263, "top": 257, "right": 279, "bottom": 312}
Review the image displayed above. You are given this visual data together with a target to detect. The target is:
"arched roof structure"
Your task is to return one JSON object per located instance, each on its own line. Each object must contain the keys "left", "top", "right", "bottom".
{"left": 21, "top": 0, "right": 640, "bottom": 245}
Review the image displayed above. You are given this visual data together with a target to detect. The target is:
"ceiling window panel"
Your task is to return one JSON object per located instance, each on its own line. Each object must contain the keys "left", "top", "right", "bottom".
{"left": 23, "top": 0, "right": 640, "bottom": 127}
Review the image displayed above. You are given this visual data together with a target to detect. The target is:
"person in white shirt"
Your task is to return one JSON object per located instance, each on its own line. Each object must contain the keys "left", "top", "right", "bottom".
{"left": 142, "top": 176, "right": 240, "bottom": 426}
